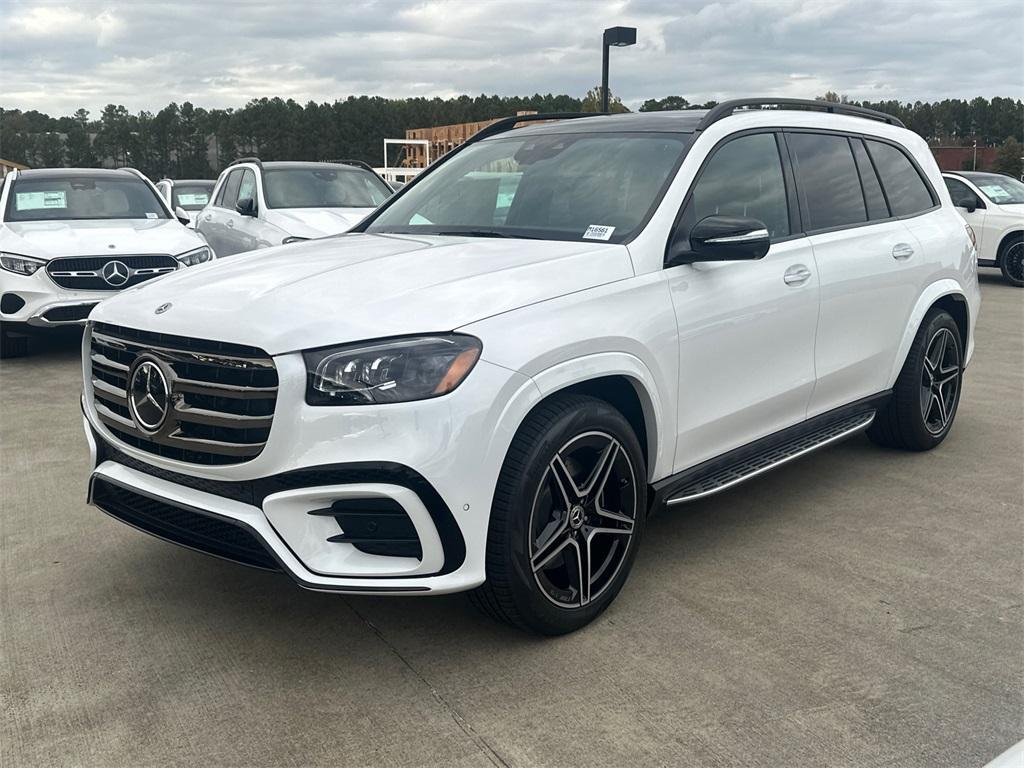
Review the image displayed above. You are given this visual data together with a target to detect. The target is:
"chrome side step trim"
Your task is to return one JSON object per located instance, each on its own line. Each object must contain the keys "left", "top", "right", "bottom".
{"left": 666, "top": 411, "right": 875, "bottom": 505}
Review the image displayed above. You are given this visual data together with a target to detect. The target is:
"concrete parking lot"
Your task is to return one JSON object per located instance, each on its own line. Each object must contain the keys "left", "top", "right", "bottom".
{"left": 1, "top": 274, "right": 1021, "bottom": 767}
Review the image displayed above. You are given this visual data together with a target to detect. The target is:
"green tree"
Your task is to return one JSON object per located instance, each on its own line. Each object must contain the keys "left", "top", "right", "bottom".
{"left": 65, "top": 108, "right": 97, "bottom": 166}
{"left": 581, "top": 87, "right": 629, "bottom": 113}
{"left": 639, "top": 96, "right": 690, "bottom": 112}
{"left": 993, "top": 137, "right": 1023, "bottom": 178}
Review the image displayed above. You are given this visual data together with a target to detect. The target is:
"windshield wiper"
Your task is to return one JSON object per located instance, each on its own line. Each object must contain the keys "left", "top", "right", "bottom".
{"left": 434, "top": 229, "right": 513, "bottom": 238}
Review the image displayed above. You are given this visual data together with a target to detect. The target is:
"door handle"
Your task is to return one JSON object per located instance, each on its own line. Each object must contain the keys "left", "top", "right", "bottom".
{"left": 783, "top": 264, "right": 812, "bottom": 286}
{"left": 892, "top": 242, "right": 914, "bottom": 260}
{"left": 226, "top": 220, "right": 234, "bottom": 229}
{"left": 203, "top": 214, "right": 212, "bottom": 221}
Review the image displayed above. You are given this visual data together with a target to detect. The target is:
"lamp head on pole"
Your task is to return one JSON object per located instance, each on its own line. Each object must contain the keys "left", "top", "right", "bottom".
{"left": 603, "top": 26, "right": 637, "bottom": 47}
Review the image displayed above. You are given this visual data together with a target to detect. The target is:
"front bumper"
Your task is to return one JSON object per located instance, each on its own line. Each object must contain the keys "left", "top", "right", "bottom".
{"left": 2, "top": 268, "right": 111, "bottom": 326}
{"left": 82, "top": 345, "right": 539, "bottom": 594}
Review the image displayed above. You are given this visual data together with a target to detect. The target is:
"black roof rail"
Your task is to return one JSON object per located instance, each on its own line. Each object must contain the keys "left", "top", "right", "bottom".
{"left": 229, "top": 156, "right": 263, "bottom": 168}
{"left": 469, "top": 111, "right": 607, "bottom": 143}
{"left": 697, "top": 98, "right": 905, "bottom": 131}
{"left": 327, "top": 159, "right": 379, "bottom": 174}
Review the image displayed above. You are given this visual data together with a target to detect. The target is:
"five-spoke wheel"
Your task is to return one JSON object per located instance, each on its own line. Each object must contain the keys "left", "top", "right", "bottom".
{"left": 471, "top": 394, "right": 646, "bottom": 635}
{"left": 920, "top": 327, "right": 961, "bottom": 436}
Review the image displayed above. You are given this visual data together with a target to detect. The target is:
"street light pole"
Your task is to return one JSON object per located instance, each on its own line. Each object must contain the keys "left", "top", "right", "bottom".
{"left": 601, "top": 26, "right": 637, "bottom": 112}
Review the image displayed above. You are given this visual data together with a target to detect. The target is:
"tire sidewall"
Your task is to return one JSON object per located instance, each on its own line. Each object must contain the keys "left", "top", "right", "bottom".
{"left": 905, "top": 311, "right": 963, "bottom": 448}
{"left": 999, "top": 237, "right": 1024, "bottom": 287}
{"left": 498, "top": 399, "right": 647, "bottom": 634}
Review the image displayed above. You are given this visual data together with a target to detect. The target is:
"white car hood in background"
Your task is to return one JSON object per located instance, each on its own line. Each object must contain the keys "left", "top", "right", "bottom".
{"left": 90, "top": 233, "right": 634, "bottom": 354}
{"left": 1, "top": 218, "right": 205, "bottom": 260}
{"left": 266, "top": 208, "right": 375, "bottom": 238}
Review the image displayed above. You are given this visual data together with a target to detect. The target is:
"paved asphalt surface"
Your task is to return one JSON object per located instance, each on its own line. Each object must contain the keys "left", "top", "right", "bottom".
{"left": 1, "top": 273, "right": 1021, "bottom": 767}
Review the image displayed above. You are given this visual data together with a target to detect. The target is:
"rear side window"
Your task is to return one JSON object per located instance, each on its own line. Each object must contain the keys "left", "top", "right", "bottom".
{"left": 943, "top": 177, "right": 979, "bottom": 208}
{"left": 787, "top": 132, "right": 866, "bottom": 231}
{"left": 677, "top": 132, "right": 790, "bottom": 245}
{"left": 865, "top": 140, "right": 935, "bottom": 216}
{"left": 217, "top": 170, "right": 243, "bottom": 209}
{"left": 850, "top": 139, "right": 890, "bottom": 220}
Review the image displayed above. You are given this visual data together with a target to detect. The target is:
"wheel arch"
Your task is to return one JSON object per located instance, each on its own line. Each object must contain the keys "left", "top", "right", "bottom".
{"left": 996, "top": 229, "right": 1023, "bottom": 262}
{"left": 889, "top": 279, "right": 971, "bottom": 386}
{"left": 516, "top": 352, "right": 671, "bottom": 482}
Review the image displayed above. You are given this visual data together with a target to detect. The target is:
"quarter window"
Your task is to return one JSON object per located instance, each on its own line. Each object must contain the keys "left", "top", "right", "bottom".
{"left": 943, "top": 177, "right": 978, "bottom": 208}
{"left": 677, "top": 132, "right": 790, "bottom": 249}
{"left": 850, "top": 139, "right": 890, "bottom": 220}
{"left": 787, "top": 132, "right": 866, "bottom": 231}
{"left": 865, "top": 140, "right": 935, "bottom": 216}
{"left": 217, "top": 170, "right": 243, "bottom": 209}
{"left": 237, "top": 169, "right": 257, "bottom": 207}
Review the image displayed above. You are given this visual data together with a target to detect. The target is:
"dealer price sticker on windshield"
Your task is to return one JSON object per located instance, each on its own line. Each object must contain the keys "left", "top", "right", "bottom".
{"left": 15, "top": 191, "right": 67, "bottom": 210}
{"left": 583, "top": 224, "right": 616, "bottom": 241}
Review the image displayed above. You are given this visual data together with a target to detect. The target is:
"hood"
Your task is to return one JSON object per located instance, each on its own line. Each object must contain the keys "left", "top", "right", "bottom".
{"left": 265, "top": 208, "right": 375, "bottom": 238}
{"left": 90, "top": 233, "right": 634, "bottom": 355}
{"left": 0, "top": 218, "right": 205, "bottom": 260}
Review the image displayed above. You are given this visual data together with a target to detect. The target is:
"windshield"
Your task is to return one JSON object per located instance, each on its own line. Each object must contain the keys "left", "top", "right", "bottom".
{"left": 263, "top": 167, "right": 391, "bottom": 209}
{"left": 172, "top": 182, "right": 215, "bottom": 211}
{"left": 5, "top": 175, "right": 169, "bottom": 222}
{"left": 365, "top": 132, "right": 689, "bottom": 243}
{"left": 970, "top": 174, "right": 1024, "bottom": 205}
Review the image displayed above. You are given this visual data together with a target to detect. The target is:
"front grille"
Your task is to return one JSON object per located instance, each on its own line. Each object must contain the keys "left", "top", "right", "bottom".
{"left": 90, "top": 322, "right": 278, "bottom": 465}
{"left": 91, "top": 477, "right": 279, "bottom": 570}
{"left": 47, "top": 254, "right": 177, "bottom": 290}
{"left": 42, "top": 303, "right": 98, "bottom": 323}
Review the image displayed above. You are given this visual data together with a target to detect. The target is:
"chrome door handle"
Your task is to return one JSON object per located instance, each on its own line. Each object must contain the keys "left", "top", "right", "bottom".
{"left": 892, "top": 243, "right": 914, "bottom": 260}
{"left": 226, "top": 220, "right": 234, "bottom": 228}
{"left": 783, "top": 264, "right": 812, "bottom": 286}
{"left": 203, "top": 214, "right": 212, "bottom": 221}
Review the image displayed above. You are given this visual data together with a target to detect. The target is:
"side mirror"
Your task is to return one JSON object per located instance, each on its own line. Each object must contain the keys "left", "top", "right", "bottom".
{"left": 955, "top": 196, "right": 977, "bottom": 213}
{"left": 174, "top": 206, "right": 191, "bottom": 225}
{"left": 668, "top": 215, "right": 771, "bottom": 266}
{"left": 235, "top": 197, "right": 257, "bottom": 217}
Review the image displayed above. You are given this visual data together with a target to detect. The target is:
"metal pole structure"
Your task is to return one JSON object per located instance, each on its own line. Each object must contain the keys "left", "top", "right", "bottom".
{"left": 973, "top": 139, "right": 977, "bottom": 171}
{"left": 600, "top": 27, "right": 636, "bottom": 113}
{"left": 601, "top": 42, "right": 610, "bottom": 112}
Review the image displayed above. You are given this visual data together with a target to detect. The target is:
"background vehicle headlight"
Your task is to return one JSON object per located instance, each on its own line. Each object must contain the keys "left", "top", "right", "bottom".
{"left": 0, "top": 253, "right": 46, "bottom": 276}
{"left": 303, "top": 334, "right": 482, "bottom": 405}
{"left": 176, "top": 246, "right": 213, "bottom": 267}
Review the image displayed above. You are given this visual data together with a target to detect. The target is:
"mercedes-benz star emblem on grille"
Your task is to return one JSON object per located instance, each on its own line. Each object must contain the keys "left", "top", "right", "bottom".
{"left": 101, "top": 260, "right": 130, "bottom": 287}
{"left": 155, "top": 302, "right": 172, "bottom": 315}
{"left": 127, "top": 357, "right": 171, "bottom": 434}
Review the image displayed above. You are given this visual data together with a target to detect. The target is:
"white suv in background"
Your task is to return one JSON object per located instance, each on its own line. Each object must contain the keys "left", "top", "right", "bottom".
{"left": 942, "top": 171, "right": 1024, "bottom": 286}
{"left": 154, "top": 178, "right": 216, "bottom": 229}
{"left": 0, "top": 168, "right": 212, "bottom": 358}
{"left": 196, "top": 159, "right": 393, "bottom": 257}
{"left": 82, "top": 101, "right": 979, "bottom": 635}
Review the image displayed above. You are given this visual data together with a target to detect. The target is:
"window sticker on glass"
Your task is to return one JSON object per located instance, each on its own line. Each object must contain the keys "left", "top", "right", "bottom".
{"left": 145, "top": 212, "right": 158, "bottom": 219}
{"left": 583, "top": 224, "right": 615, "bottom": 241}
{"left": 15, "top": 191, "right": 67, "bottom": 210}
{"left": 176, "top": 193, "right": 209, "bottom": 206}
{"left": 980, "top": 185, "right": 1011, "bottom": 202}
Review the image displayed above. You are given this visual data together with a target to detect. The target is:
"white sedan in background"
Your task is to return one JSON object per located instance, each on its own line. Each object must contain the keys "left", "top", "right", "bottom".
{"left": 943, "top": 171, "right": 1024, "bottom": 286}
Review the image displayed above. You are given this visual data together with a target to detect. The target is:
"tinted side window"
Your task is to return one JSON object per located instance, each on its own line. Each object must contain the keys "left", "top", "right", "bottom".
{"left": 850, "top": 139, "right": 890, "bottom": 220}
{"left": 787, "top": 132, "right": 866, "bottom": 230}
{"left": 237, "top": 169, "right": 257, "bottom": 207}
{"left": 866, "top": 140, "right": 935, "bottom": 216}
{"left": 943, "top": 177, "right": 977, "bottom": 207}
{"left": 218, "top": 170, "right": 243, "bottom": 209}
{"left": 678, "top": 132, "right": 790, "bottom": 247}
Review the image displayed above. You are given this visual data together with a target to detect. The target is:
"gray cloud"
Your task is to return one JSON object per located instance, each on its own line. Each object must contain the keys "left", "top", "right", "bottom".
{"left": 2, "top": 0, "right": 1021, "bottom": 117}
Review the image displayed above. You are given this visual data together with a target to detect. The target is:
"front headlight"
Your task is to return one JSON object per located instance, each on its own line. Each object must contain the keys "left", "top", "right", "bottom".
{"left": 303, "top": 334, "right": 482, "bottom": 405}
{"left": 0, "top": 253, "right": 46, "bottom": 276}
{"left": 176, "top": 246, "right": 213, "bottom": 267}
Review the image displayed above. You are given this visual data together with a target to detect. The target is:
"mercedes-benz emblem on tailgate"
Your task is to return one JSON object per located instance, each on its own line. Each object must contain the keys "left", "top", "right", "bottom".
{"left": 155, "top": 302, "right": 172, "bottom": 315}
{"left": 127, "top": 357, "right": 171, "bottom": 434}
{"left": 101, "top": 260, "right": 130, "bottom": 287}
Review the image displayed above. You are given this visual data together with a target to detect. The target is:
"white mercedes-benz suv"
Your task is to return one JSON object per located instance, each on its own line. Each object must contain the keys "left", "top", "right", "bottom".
{"left": 82, "top": 100, "right": 980, "bottom": 635}
{"left": 942, "top": 171, "right": 1023, "bottom": 286}
{"left": 1, "top": 168, "right": 213, "bottom": 358}
{"left": 195, "top": 159, "right": 393, "bottom": 257}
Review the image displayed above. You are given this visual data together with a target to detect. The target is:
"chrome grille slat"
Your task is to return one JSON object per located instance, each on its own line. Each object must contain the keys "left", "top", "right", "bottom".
{"left": 89, "top": 323, "right": 277, "bottom": 465}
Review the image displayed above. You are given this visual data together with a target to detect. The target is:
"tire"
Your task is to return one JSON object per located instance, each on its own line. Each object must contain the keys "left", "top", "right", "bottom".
{"left": 470, "top": 394, "right": 647, "bottom": 635}
{"left": 999, "top": 235, "right": 1024, "bottom": 287}
{"left": 868, "top": 309, "right": 963, "bottom": 451}
{"left": 0, "top": 321, "right": 29, "bottom": 359}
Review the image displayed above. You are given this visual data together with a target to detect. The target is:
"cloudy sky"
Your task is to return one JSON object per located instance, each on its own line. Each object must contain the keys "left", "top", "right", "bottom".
{"left": 2, "top": 0, "right": 1022, "bottom": 117}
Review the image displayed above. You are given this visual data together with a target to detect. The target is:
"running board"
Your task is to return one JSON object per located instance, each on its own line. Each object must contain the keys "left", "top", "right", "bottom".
{"left": 665, "top": 411, "right": 876, "bottom": 505}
